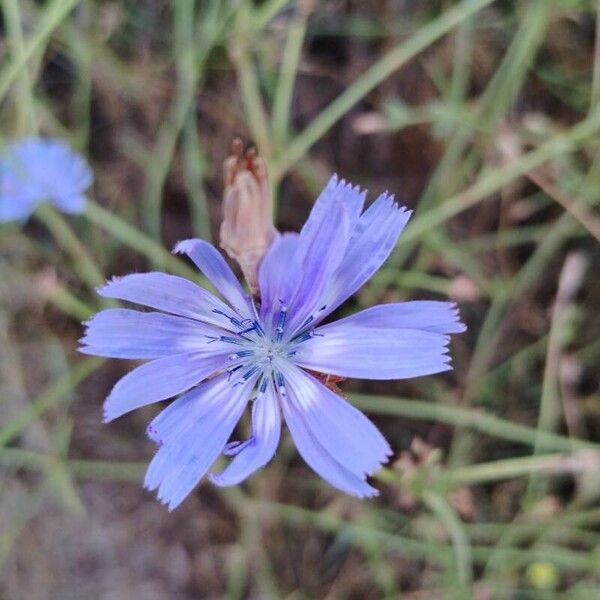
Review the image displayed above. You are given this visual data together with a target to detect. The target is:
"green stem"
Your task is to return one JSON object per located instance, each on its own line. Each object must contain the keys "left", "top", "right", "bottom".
{"left": 45, "top": 282, "right": 96, "bottom": 321}
{"left": 402, "top": 104, "right": 600, "bottom": 246}
{"left": 0, "top": 357, "right": 104, "bottom": 448}
{"left": 0, "top": 0, "right": 78, "bottom": 102}
{"left": 36, "top": 203, "right": 105, "bottom": 291}
{"left": 590, "top": 0, "right": 600, "bottom": 112}
{"left": 271, "top": 2, "right": 309, "bottom": 145}
{"left": 84, "top": 200, "right": 200, "bottom": 281}
{"left": 142, "top": 0, "right": 228, "bottom": 240}
{"left": 423, "top": 490, "right": 473, "bottom": 589}
{"left": 231, "top": 10, "right": 273, "bottom": 160}
{"left": 273, "top": 0, "right": 495, "bottom": 177}
{"left": 252, "top": 0, "right": 293, "bottom": 31}
{"left": 350, "top": 393, "right": 599, "bottom": 453}
{"left": 2, "top": 0, "right": 35, "bottom": 132}
{"left": 442, "top": 452, "right": 599, "bottom": 488}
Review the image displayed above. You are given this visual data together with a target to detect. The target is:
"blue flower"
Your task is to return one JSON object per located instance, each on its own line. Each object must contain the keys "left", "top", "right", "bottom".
{"left": 80, "top": 175, "right": 465, "bottom": 510}
{"left": 0, "top": 137, "right": 92, "bottom": 222}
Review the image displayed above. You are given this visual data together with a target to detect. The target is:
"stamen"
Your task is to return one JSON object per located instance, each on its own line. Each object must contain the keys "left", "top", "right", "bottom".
{"left": 293, "top": 331, "right": 312, "bottom": 344}
{"left": 220, "top": 335, "right": 246, "bottom": 346}
{"left": 211, "top": 309, "right": 243, "bottom": 328}
{"left": 292, "top": 330, "right": 324, "bottom": 344}
{"left": 275, "top": 306, "right": 288, "bottom": 342}
{"left": 300, "top": 315, "right": 313, "bottom": 329}
{"left": 254, "top": 320, "right": 265, "bottom": 337}
{"left": 275, "top": 371, "right": 284, "bottom": 388}
{"left": 229, "top": 350, "right": 254, "bottom": 361}
{"left": 242, "top": 365, "right": 260, "bottom": 381}
{"left": 238, "top": 323, "right": 256, "bottom": 335}
{"left": 238, "top": 320, "right": 263, "bottom": 336}
{"left": 227, "top": 364, "right": 243, "bottom": 381}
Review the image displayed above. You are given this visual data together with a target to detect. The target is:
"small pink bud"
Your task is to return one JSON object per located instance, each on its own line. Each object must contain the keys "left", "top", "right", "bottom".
{"left": 220, "top": 139, "right": 278, "bottom": 296}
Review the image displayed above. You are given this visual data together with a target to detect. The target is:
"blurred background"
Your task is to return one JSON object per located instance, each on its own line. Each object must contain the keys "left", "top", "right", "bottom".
{"left": 1, "top": 0, "right": 600, "bottom": 598}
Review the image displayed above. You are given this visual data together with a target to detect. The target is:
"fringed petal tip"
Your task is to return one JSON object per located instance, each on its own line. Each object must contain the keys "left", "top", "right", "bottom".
{"left": 101, "top": 406, "right": 113, "bottom": 424}
{"left": 449, "top": 302, "right": 468, "bottom": 333}
{"left": 146, "top": 423, "right": 163, "bottom": 445}
{"left": 334, "top": 175, "right": 368, "bottom": 199}
{"left": 171, "top": 238, "right": 196, "bottom": 256}
{"left": 353, "top": 483, "right": 380, "bottom": 499}
{"left": 95, "top": 275, "right": 123, "bottom": 296}
{"left": 344, "top": 461, "right": 392, "bottom": 500}
{"left": 143, "top": 481, "right": 179, "bottom": 512}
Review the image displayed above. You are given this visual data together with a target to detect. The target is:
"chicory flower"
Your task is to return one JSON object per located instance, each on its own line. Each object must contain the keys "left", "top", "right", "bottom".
{"left": 0, "top": 137, "right": 92, "bottom": 223}
{"left": 80, "top": 175, "right": 465, "bottom": 510}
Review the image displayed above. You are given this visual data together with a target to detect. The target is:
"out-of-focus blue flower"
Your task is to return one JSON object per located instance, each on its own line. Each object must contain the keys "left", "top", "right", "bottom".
{"left": 0, "top": 137, "right": 92, "bottom": 222}
{"left": 80, "top": 175, "right": 465, "bottom": 510}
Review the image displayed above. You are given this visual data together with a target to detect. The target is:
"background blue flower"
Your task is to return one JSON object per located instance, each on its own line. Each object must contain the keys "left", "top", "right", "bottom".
{"left": 0, "top": 137, "right": 92, "bottom": 222}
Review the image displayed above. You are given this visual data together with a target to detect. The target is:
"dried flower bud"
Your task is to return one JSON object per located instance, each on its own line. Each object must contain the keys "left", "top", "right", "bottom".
{"left": 220, "top": 139, "right": 278, "bottom": 295}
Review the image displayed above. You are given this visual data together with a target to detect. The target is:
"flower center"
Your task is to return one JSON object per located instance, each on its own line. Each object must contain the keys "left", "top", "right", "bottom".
{"left": 205, "top": 304, "right": 319, "bottom": 391}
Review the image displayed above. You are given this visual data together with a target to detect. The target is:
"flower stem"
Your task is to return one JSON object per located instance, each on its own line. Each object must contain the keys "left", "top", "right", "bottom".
{"left": 0, "top": 356, "right": 103, "bottom": 448}
{"left": 272, "top": 0, "right": 495, "bottom": 177}
{"left": 350, "top": 393, "right": 600, "bottom": 453}
{"left": 0, "top": 0, "right": 78, "bottom": 103}
{"left": 423, "top": 490, "right": 473, "bottom": 589}
{"left": 84, "top": 200, "right": 200, "bottom": 281}
{"left": 36, "top": 203, "right": 105, "bottom": 291}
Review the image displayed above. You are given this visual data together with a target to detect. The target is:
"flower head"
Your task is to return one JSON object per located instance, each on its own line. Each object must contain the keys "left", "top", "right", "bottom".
{"left": 80, "top": 175, "right": 465, "bottom": 510}
{"left": 0, "top": 137, "right": 92, "bottom": 223}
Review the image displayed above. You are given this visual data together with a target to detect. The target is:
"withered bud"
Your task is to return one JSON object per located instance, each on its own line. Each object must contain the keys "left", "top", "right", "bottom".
{"left": 220, "top": 139, "right": 278, "bottom": 296}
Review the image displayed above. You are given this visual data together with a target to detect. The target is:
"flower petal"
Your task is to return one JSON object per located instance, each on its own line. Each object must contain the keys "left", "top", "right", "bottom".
{"left": 328, "top": 301, "right": 466, "bottom": 334}
{"left": 0, "top": 191, "right": 35, "bottom": 222}
{"left": 286, "top": 197, "right": 350, "bottom": 334}
{"left": 319, "top": 194, "right": 411, "bottom": 321}
{"left": 144, "top": 372, "right": 256, "bottom": 510}
{"left": 293, "top": 325, "right": 451, "bottom": 380}
{"left": 282, "top": 364, "right": 391, "bottom": 476}
{"left": 278, "top": 371, "right": 380, "bottom": 498}
{"left": 300, "top": 175, "right": 365, "bottom": 242}
{"left": 52, "top": 193, "right": 86, "bottom": 214}
{"left": 258, "top": 233, "right": 303, "bottom": 330}
{"left": 173, "top": 238, "right": 252, "bottom": 316}
{"left": 98, "top": 272, "right": 238, "bottom": 330}
{"left": 209, "top": 379, "right": 281, "bottom": 487}
{"left": 103, "top": 351, "right": 231, "bottom": 422}
{"left": 79, "top": 308, "right": 226, "bottom": 359}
